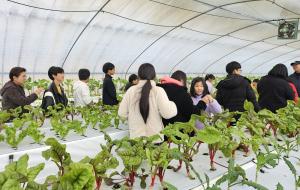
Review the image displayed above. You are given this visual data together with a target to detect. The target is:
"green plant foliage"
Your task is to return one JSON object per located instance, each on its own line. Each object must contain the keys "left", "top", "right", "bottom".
{"left": 0, "top": 154, "right": 46, "bottom": 190}
{"left": 42, "top": 138, "right": 72, "bottom": 176}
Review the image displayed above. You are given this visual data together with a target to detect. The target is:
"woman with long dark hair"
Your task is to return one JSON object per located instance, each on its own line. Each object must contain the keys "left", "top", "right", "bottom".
{"left": 258, "top": 64, "right": 295, "bottom": 112}
{"left": 118, "top": 63, "right": 177, "bottom": 138}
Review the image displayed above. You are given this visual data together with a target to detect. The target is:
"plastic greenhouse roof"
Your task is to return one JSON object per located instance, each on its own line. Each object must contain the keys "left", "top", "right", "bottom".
{"left": 1, "top": 0, "right": 300, "bottom": 77}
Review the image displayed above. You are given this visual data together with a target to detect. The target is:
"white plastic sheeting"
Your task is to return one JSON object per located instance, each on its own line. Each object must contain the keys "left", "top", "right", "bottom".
{"left": 0, "top": 0, "right": 300, "bottom": 78}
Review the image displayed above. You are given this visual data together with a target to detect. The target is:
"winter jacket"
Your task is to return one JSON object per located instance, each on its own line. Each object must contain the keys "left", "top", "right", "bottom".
{"left": 102, "top": 74, "right": 118, "bottom": 105}
{"left": 73, "top": 81, "right": 93, "bottom": 107}
{"left": 289, "top": 82, "right": 299, "bottom": 104}
{"left": 41, "top": 82, "right": 68, "bottom": 110}
{"left": 289, "top": 72, "right": 300, "bottom": 95}
{"left": 118, "top": 80, "right": 177, "bottom": 139}
{"left": 192, "top": 95, "right": 222, "bottom": 129}
{"left": 0, "top": 81, "right": 38, "bottom": 110}
{"left": 216, "top": 74, "right": 260, "bottom": 112}
{"left": 158, "top": 77, "right": 207, "bottom": 127}
{"left": 257, "top": 75, "right": 294, "bottom": 113}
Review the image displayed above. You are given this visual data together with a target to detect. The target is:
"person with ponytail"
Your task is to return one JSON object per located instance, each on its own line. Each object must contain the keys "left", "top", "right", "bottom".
{"left": 118, "top": 63, "right": 177, "bottom": 139}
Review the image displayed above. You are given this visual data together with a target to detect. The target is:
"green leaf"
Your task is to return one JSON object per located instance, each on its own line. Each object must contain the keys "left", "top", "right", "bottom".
{"left": 2, "top": 179, "right": 22, "bottom": 190}
{"left": 197, "top": 127, "right": 222, "bottom": 144}
{"left": 27, "top": 163, "right": 45, "bottom": 181}
{"left": 283, "top": 157, "right": 296, "bottom": 176}
{"left": 243, "top": 180, "right": 269, "bottom": 190}
{"left": 276, "top": 183, "right": 284, "bottom": 190}
{"left": 161, "top": 181, "right": 178, "bottom": 190}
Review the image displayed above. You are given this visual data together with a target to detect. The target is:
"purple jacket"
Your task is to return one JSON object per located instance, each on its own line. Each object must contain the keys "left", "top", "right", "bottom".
{"left": 191, "top": 95, "right": 222, "bottom": 129}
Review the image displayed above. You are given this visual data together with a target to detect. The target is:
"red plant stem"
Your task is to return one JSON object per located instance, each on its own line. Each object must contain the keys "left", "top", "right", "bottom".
{"left": 178, "top": 160, "right": 182, "bottom": 171}
{"left": 150, "top": 167, "right": 158, "bottom": 187}
{"left": 158, "top": 167, "right": 164, "bottom": 182}
{"left": 185, "top": 162, "right": 191, "bottom": 176}
{"left": 209, "top": 145, "right": 216, "bottom": 167}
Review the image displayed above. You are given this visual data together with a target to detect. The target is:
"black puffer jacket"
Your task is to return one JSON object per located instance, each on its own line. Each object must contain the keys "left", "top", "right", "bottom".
{"left": 158, "top": 83, "right": 207, "bottom": 127}
{"left": 257, "top": 75, "right": 294, "bottom": 113}
{"left": 289, "top": 72, "right": 300, "bottom": 95}
{"left": 216, "top": 74, "right": 260, "bottom": 112}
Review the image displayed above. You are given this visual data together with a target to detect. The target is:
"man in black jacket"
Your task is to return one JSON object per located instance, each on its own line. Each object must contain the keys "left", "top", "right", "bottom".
{"left": 102, "top": 62, "right": 118, "bottom": 106}
{"left": 289, "top": 61, "right": 300, "bottom": 95}
{"left": 216, "top": 61, "right": 260, "bottom": 112}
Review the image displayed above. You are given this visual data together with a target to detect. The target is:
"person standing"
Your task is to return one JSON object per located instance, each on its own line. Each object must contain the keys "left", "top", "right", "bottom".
{"left": 118, "top": 63, "right": 177, "bottom": 139}
{"left": 102, "top": 62, "right": 118, "bottom": 106}
{"left": 205, "top": 74, "right": 216, "bottom": 95}
{"left": 258, "top": 64, "right": 295, "bottom": 113}
{"left": 73, "top": 69, "right": 93, "bottom": 107}
{"left": 0, "top": 67, "right": 43, "bottom": 111}
{"left": 41, "top": 66, "right": 68, "bottom": 110}
{"left": 216, "top": 61, "right": 260, "bottom": 112}
{"left": 289, "top": 61, "right": 300, "bottom": 95}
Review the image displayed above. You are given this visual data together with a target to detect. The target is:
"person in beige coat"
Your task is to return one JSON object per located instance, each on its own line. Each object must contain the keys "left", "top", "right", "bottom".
{"left": 118, "top": 63, "right": 177, "bottom": 139}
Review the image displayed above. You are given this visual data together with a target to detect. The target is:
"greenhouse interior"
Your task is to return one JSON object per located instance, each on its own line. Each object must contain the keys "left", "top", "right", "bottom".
{"left": 0, "top": 0, "right": 300, "bottom": 189}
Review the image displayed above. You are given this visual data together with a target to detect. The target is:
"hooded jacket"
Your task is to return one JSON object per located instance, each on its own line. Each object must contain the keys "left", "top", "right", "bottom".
{"left": 158, "top": 77, "right": 207, "bottom": 127}
{"left": 0, "top": 81, "right": 38, "bottom": 110}
{"left": 216, "top": 74, "right": 260, "bottom": 112}
{"left": 73, "top": 80, "right": 92, "bottom": 107}
{"left": 258, "top": 75, "right": 294, "bottom": 113}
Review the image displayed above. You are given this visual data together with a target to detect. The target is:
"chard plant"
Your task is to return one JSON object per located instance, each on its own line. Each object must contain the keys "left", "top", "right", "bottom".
{"left": 145, "top": 142, "right": 180, "bottom": 188}
{"left": 112, "top": 137, "right": 147, "bottom": 189}
{"left": 162, "top": 117, "right": 203, "bottom": 179}
{"left": 197, "top": 111, "right": 241, "bottom": 170}
{"left": 0, "top": 110, "right": 10, "bottom": 130}
{"left": 80, "top": 142, "right": 119, "bottom": 189}
{"left": 215, "top": 158, "right": 269, "bottom": 190}
{"left": 3, "top": 118, "right": 27, "bottom": 149}
{"left": 0, "top": 154, "right": 46, "bottom": 190}
{"left": 42, "top": 138, "right": 72, "bottom": 176}
{"left": 64, "top": 79, "right": 73, "bottom": 98}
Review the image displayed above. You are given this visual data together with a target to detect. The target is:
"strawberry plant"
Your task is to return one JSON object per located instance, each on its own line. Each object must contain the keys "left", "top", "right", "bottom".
{"left": 0, "top": 154, "right": 46, "bottom": 189}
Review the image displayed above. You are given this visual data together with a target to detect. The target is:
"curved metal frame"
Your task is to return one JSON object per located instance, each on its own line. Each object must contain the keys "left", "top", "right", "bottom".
{"left": 4, "top": 0, "right": 300, "bottom": 77}
{"left": 169, "top": 21, "right": 277, "bottom": 74}
{"left": 249, "top": 47, "right": 300, "bottom": 73}
{"left": 61, "top": 0, "right": 111, "bottom": 68}
{"left": 123, "top": 0, "right": 263, "bottom": 78}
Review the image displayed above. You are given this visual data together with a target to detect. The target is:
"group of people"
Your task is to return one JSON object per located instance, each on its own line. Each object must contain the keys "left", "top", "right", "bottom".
{"left": 118, "top": 61, "right": 300, "bottom": 139}
{"left": 0, "top": 60, "right": 299, "bottom": 139}
{"left": 0, "top": 66, "right": 92, "bottom": 112}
